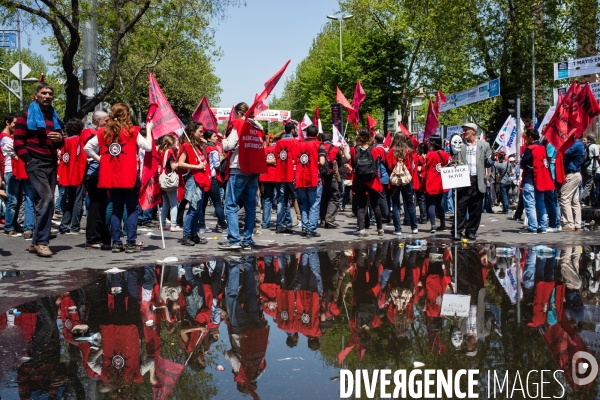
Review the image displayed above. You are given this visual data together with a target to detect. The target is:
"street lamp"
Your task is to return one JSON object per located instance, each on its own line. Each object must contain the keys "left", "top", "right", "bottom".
{"left": 326, "top": 14, "right": 353, "bottom": 62}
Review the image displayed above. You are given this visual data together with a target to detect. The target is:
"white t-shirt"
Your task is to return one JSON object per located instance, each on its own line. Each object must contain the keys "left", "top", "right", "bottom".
{"left": 587, "top": 143, "right": 599, "bottom": 172}
{"left": 1, "top": 135, "right": 14, "bottom": 174}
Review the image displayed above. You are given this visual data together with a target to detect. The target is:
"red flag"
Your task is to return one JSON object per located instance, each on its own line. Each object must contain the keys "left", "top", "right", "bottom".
{"left": 422, "top": 100, "right": 439, "bottom": 142}
{"left": 246, "top": 60, "right": 291, "bottom": 117}
{"left": 191, "top": 96, "right": 218, "bottom": 132}
{"left": 152, "top": 356, "right": 186, "bottom": 400}
{"left": 139, "top": 144, "right": 161, "bottom": 210}
{"left": 399, "top": 121, "right": 411, "bottom": 137}
{"left": 253, "top": 93, "right": 269, "bottom": 116}
{"left": 148, "top": 73, "right": 184, "bottom": 139}
{"left": 367, "top": 113, "right": 377, "bottom": 135}
{"left": 352, "top": 81, "right": 366, "bottom": 112}
{"left": 383, "top": 131, "right": 392, "bottom": 148}
{"left": 225, "top": 105, "right": 235, "bottom": 136}
{"left": 147, "top": 104, "right": 158, "bottom": 124}
{"left": 336, "top": 86, "right": 353, "bottom": 109}
{"left": 313, "top": 105, "right": 320, "bottom": 126}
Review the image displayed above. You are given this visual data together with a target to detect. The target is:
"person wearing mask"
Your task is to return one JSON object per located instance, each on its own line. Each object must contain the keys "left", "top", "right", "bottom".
{"left": 350, "top": 128, "right": 383, "bottom": 237}
{"left": 84, "top": 103, "right": 152, "bottom": 253}
{"left": 13, "top": 83, "right": 65, "bottom": 257}
{"left": 559, "top": 137, "right": 585, "bottom": 231}
{"left": 219, "top": 102, "right": 266, "bottom": 251}
{"left": 157, "top": 134, "right": 181, "bottom": 231}
{"left": 423, "top": 135, "right": 450, "bottom": 234}
{"left": 1, "top": 113, "right": 35, "bottom": 238}
{"left": 519, "top": 128, "right": 554, "bottom": 234}
{"left": 201, "top": 129, "right": 228, "bottom": 233}
{"left": 274, "top": 122, "right": 300, "bottom": 233}
{"left": 81, "top": 110, "right": 111, "bottom": 249}
{"left": 452, "top": 123, "right": 494, "bottom": 240}
{"left": 295, "top": 124, "right": 325, "bottom": 237}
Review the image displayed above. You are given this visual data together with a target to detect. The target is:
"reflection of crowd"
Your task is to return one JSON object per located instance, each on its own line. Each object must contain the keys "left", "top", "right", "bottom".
{"left": 2, "top": 243, "right": 600, "bottom": 397}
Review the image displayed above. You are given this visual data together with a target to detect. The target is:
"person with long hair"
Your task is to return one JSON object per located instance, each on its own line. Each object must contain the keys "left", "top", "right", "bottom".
{"left": 350, "top": 128, "right": 383, "bottom": 237}
{"left": 415, "top": 143, "right": 428, "bottom": 223}
{"left": 178, "top": 121, "right": 210, "bottom": 246}
{"left": 423, "top": 135, "right": 450, "bottom": 233}
{"left": 84, "top": 103, "right": 152, "bottom": 253}
{"left": 157, "top": 134, "right": 181, "bottom": 231}
{"left": 200, "top": 129, "right": 228, "bottom": 233}
{"left": 387, "top": 133, "right": 419, "bottom": 235}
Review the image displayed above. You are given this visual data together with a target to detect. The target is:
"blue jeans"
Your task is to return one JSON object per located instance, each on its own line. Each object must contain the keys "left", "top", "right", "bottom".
{"left": 225, "top": 255, "right": 259, "bottom": 333}
{"left": 499, "top": 184, "right": 510, "bottom": 212}
{"left": 443, "top": 189, "right": 454, "bottom": 214}
{"left": 183, "top": 175, "right": 204, "bottom": 238}
{"left": 137, "top": 204, "right": 153, "bottom": 225}
{"left": 59, "top": 184, "right": 86, "bottom": 233}
{"left": 110, "top": 186, "right": 139, "bottom": 245}
{"left": 3, "top": 172, "right": 34, "bottom": 233}
{"left": 391, "top": 183, "right": 418, "bottom": 232}
{"left": 55, "top": 184, "right": 65, "bottom": 212}
{"left": 276, "top": 182, "right": 296, "bottom": 229}
{"left": 544, "top": 189, "right": 560, "bottom": 229}
{"left": 201, "top": 177, "right": 227, "bottom": 229}
{"left": 296, "top": 181, "right": 322, "bottom": 234}
{"left": 595, "top": 173, "right": 600, "bottom": 204}
{"left": 261, "top": 182, "right": 277, "bottom": 228}
{"left": 225, "top": 174, "right": 258, "bottom": 246}
{"left": 523, "top": 182, "right": 547, "bottom": 232}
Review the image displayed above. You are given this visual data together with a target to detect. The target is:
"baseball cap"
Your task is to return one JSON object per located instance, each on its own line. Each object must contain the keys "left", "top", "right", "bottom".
{"left": 509, "top": 156, "right": 515, "bottom": 162}
{"left": 461, "top": 123, "right": 478, "bottom": 131}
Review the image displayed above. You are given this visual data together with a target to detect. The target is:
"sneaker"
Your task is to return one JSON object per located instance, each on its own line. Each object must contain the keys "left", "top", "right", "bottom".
{"left": 181, "top": 236, "right": 196, "bottom": 246}
{"left": 519, "top": 230, "right": 537, "bottom": 235}
{"left": 241, "top": 244, "right": 253, "bottom": 251}
{"left": 357, "top": 230, "right": 369, "bottom": 237}
{"left": 66, "top": 231, "right": 79, "bottom": 235}
{"left": 430, "top": 226, "right": 437, "bottom": 234}
{"left": 325, "top": 221, "right": 340, "bottom": 228}
{"left": 546, "top": 227, "right": 559, "bottom": 233}
{"left": 23, "top": 231, "right": 33, "bottom": 239}
{"left": 437, "top": 226, "right": 449, "bottom": 232}
{"left": 537, "top": 230, "right": 547, "bottom": 234}
{"left": 170, "top": 226, "right": 183, "bottom": 232}
{"left": 112, "top": 243, "right": 125, "bottom": 253}
{"left": 125, "top": 244, "right": 141, "bottom": 253}
{"left": 377, "top": 229, "right": 385, "bottom": 236}
{"left": 192, "top": 235, "right": 208, "bottom": 245}
{"left": 4, "top": 231, "right": 22, "bottom": 237}
{"left": 219, "top": 242, "right": 241, "bottom": 250}
{"left": 34, "top": 244, "right": 52, "bottom": 257}
{"left": 392, "top": 231, "right": 403, "bottom": 236}
{"left": 307, "top": 231, "right": 321, "bottom": 238}
{"left": 276, "top": 227, "right": 294, "bottom": 234}
{"left": 562, "top": 226, "right": 575, "bottom": 231}
{"left": 412, "top": 229, "right": 419, "bottom": 234}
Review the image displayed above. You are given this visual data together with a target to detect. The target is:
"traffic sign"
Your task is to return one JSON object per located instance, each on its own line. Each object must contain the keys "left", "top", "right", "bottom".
{"left": 10, "top": 80, "right": 19, "bottom": 91}
{"left": 0, "top": 32, "right": 17, "bottom": 49}
{"left": 9, "top": 61, "right": 31, "bottom": 79}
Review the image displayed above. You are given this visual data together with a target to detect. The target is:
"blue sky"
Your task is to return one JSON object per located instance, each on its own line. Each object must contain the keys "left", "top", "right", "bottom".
{"left": 8, "top": 0, "right": 341, "bottom": 108}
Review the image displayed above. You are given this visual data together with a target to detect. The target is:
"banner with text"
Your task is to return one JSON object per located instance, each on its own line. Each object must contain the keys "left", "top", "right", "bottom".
{"left": 554, "top": 82, "right": 600, "bottom": 104}
{"left": 210, "top": 108, "right": 291, "bottom": 122}
{"left": 553, "top": 55, "right": 600, "bottom": 80}
{"left": 441, "top": 165, "right": 471, "bottom": 189}
{"left": 440, "top": 78, "right": 501, "bottom": 112}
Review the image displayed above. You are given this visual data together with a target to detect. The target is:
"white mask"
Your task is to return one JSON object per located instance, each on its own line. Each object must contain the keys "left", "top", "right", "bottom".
{"left": 450, "top": 135, "right": 463, "bottom": 155}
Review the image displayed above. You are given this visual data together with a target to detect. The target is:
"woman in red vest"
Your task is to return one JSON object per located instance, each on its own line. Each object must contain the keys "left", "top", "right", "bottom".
{"left": 387, "top": 134, "right": 419, "bottom": 235}
{"left": 259, "top": 134, "right": 277, "bottom": 229}
{"left": 84, "top": 103, "right": 151, "bottom": 253}
{"left": 157, "top": 134, "right": 180, "bottom": 231}
{"left": 178, "top": 121, "right": 210, "bottom": 246}
{"left": 200, "top": 129, "right": 228, "bottom": 233}
{"left": 415, "top": 143, "right": 428, "bottom": 224}
{"left": 423, "top": 136, "right": 450, "bottom": 233}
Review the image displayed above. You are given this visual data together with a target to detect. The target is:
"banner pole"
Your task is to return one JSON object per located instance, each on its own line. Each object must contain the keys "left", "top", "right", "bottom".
{"left": 158, "top": 206, "right": 166, "bottom": 249}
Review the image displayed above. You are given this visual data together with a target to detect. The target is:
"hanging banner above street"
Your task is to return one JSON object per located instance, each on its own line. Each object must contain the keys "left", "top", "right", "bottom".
{"left": 440, "top": 78, "right": 500, "bottom": 112}
{"left": 211, "top": 108, "right": 291, "bottom": 122}
{"left": 554, "top": 82, "right": 600, "bottom": 104}
{"left": 553, "top": 55, "right": 600, "bottom": 80}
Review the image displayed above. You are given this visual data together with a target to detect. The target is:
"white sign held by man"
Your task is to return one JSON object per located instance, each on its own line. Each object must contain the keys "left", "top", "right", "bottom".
{"left": 441, "top": 294, "right": 471, "bottom": 317}
{"left": 441, "top": 165, "right": 471, "bottom": 189}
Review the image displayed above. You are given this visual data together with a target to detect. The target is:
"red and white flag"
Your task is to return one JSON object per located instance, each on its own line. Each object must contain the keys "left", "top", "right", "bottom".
{"left": 148, "top": 73, "right": 184, "bottom": 138}
{"left": 191, "top": 95, "right": 218, "bottom": 132}
{"left": 246, "top": 60, "right": 291, "bottom": 117}
{"left": 314, "top": 105, "right": 323, "bottom": 133}
{"left": 298, "top": 113, "right": 312, "bottom": 140}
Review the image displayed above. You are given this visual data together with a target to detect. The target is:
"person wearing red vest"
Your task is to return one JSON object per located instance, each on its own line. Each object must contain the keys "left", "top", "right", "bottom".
{"left": 157, "top": 134, "right": 181, "bottom": 231}
{"left": 178, "top": 120, "right": 210, "bottom": 246}
{"left": 200, "top": 129, "right": 228, "bottom": 233}
{"left": 81, "top": 110, "right": 111, "bottom": 249}
{"left": 219, "top": 102, "right": 266, "bottom": 251}
{"left": 540, "top": 135, "right": 561, "bottom": 233}
{"left": 387, "top": 133, "right": 419, "bottom": 235}
{"left": 275, "top": 121, "right": 300, "bottom": 233}
{"left": 295, "top": 125, "right": 325, "bottom": 237}
{"left": 519, "top": 128, "right": 554, "bottom": 234}
{"left": 259, "top": 134, "right": 277, "bottom": 229}
{"left": 2, "top": 113, "right": 35, "bottom": 237}
{"left": 57, "top": 118, "right": 87, "bottom": 235}
{"left": 414, "top": 143, "right": 428, "bottom": 224}
{"left": 423, "top": 135, "right": 450, "bottom": 233}
{"left": 84, "top": 103, "right": 152, "bottom": 253}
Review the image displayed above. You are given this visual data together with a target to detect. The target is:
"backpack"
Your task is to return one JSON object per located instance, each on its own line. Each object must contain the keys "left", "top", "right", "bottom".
{"left": 582, "top": 144, "right": 592, "bottom": 169}
{"left": 377, "top": 150, "right": 390, "bottom": 184}
{"left": 390, "top": 157, "right": 412, "bottom": 186}
{"left": 354, "top": 145, "right": 377, "bottom": 181}
{"left": 319, "top": 143, "right": 336, "bottom": 179}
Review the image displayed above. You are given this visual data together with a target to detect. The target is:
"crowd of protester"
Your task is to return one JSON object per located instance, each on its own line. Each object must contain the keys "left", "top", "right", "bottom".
{"left": 1, "top": 83, "right": 599, "bottom": 257}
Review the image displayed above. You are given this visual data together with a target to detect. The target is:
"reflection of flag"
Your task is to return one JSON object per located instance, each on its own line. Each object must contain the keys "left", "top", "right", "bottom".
{"left": 148, "top": 73, "right": 185, "bottom": 138}
{"left": 153, "top": 356, "right": 185, "bottom": 400}
{"left": 246, "top": 60, "right": 291, "bottom": 117}
{"left": 191, "top": 96, "right": 218, "bottom": 132}
{"left": 139, "top": 144, "right": 161, "bottom": 210}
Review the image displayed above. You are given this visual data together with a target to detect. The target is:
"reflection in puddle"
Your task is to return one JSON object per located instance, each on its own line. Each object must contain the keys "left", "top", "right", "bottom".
{"left": 0, "top": 242, "right": 599, "bottom": 399}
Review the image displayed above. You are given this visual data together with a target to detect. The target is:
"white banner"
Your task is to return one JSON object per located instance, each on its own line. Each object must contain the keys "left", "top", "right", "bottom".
{"left": 441, "top": 294, "right": 471, "bottom": 317}
{"left": 441, "top": 165, "right": 471, "bottom": 190}
{"left": 553, "top": 55, "right": 600, "bottom": 80}
{"left": 553, "top": 82, "right": 600, "bottom": 104}
{"left": 440, "top": 78, "right": 501, "bottom": 112}
{"left": 211, "top": 108, "right": 291, "bottom": 122}
{"left": 496, "top": 116, "right": 524, "bottom": 156}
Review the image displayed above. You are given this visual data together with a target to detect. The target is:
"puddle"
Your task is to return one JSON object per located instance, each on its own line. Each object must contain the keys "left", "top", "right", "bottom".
{"left": 0, "top": 241, "right": 599, "bottom": 399}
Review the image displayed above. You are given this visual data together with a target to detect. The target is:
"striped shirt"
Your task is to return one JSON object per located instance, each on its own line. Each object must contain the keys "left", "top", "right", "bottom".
{"left": 13, "top": 109, "right": 64, "bottom": 164}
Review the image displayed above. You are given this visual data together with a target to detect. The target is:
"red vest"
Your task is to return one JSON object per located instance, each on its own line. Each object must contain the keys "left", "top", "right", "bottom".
{"left": 233, "top": 119, "right": 267, "bottom": 175}
{"left": 295, "top": 138, "right": 321, "bottom": 188}
{"left": 424, "top": 150, "right": 449, "bottom": 195}
{"left": 12, "top": 157, "right": 28, "bottom": 179}
{"left": 181, "top": 142, "right": 211, "bottom": 191}
{"left": 323, "top": 143, "right": 339, "bottom": 174}
{"left": 97, "top": 127, "right": 140, "bottom": 189}
{"left": 276, "top": 289, "right": 297, "bottom": 332}
{"left": 295, "top": 290, "right": 321, "bottom": 337}
{"left": 274, "top": 137, "right": 298, "bottom": 182}
{"left": 259, "top": 144, "right": 277, "bottom": 182}
{"left": 99, "top": 325, "right": 143, "bottom": 383}
{"left": 205, "top": 144, "right": 222, "bottom": 184}
{"left": 58, "top": 136, "right": 85, "bottom": 186}
{"left": 528, "top": 143, "right": 555, "bottom": 191}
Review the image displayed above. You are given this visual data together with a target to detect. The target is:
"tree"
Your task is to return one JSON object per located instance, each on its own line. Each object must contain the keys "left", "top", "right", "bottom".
{"left": 0, "top": 0, "right": 240, "bottom": 119}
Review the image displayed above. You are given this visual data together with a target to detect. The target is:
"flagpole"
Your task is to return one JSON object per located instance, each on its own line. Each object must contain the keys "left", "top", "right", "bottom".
{"left": 158, "top": 206, "right": 166, "bottom": 249}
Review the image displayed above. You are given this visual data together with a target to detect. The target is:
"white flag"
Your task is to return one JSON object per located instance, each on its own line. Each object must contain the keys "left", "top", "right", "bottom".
{"left": 499, "top": 116, "right": 525, "bottom": 155}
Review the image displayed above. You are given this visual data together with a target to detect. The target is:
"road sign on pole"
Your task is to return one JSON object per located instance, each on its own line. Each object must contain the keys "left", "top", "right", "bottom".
{"left": 10, "top": 61, "right": 30, "bottom": 79}
{"left": 0, "top": 32, "right": 17, "bottom": 49}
